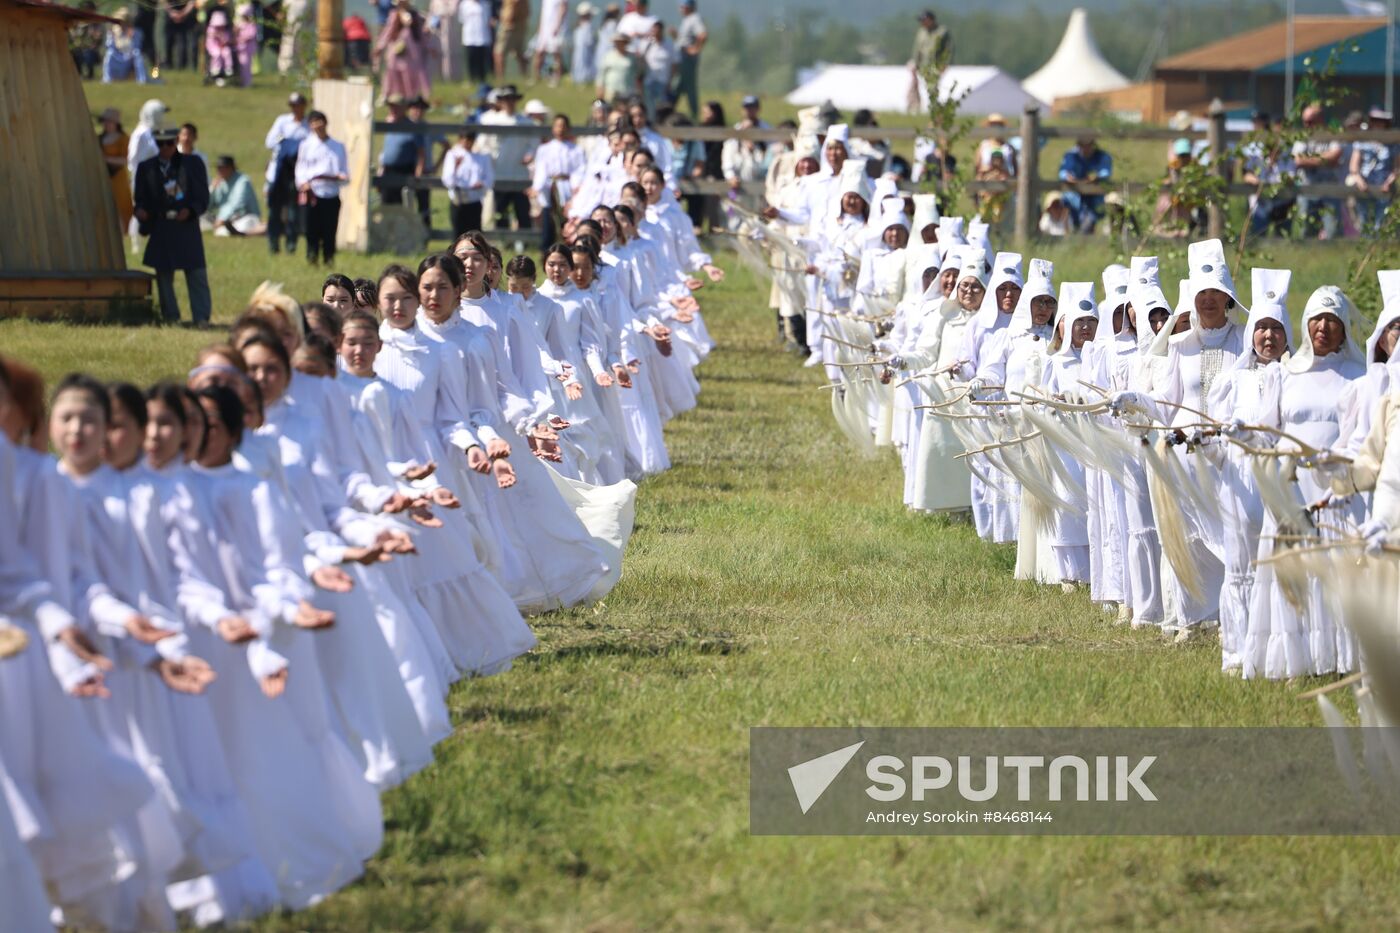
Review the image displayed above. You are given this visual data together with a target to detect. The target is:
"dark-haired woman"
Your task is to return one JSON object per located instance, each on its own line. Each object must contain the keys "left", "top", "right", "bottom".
{"left": 535, "top": 246, "right": 628, "bottom": 484}
{"left": 415, "top": 249, "right": 625, "bottom": 611}
{"left": 0, "top": 371, "right": 160, "bottom": 929}
{"left": 188, "top": 384, "right": 384, "bottom": 908}
{"left": 339, "top": 301, "right": 535, "bottom": 681}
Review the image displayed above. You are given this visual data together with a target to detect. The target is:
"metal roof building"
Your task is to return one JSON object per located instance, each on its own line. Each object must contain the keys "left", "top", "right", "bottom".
{"left": 1058, "top": 16, "right": 1397, "bottom": 123}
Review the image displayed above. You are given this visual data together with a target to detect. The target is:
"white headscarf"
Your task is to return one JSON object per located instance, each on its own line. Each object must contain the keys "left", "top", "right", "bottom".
{"left": 938, "top": 243, "right": 966, "bottom": 277}
{"left": 1009, "top": 258, "right": 1054, "bottom": 335}
{"left": 1147, "top": 278, "right": 1195, "bottom": 357}
{"left": 137, "top": 98, "right": 169, "bottom": 130}
{"left": 1050, "top": 282, "right": 1098, "bottom": 357}
{"left": 957, "top": 248, "right": 991, "bottom": 290}
{"left": 973, "top": 251, "right": 1024, "bottom": 328}
{"left": 912, "top": 193, "right": 940, "bottom": 232}
{"left": 1127, "top": 256, "right": 1169, "bottom": 355}
{"left": 909, "top": 242, "right": 942, "bottom": 289}
{"left": 837, "top": 158, "right": 870, "bottom": 206}
{"left": 1093, "top": 263, "right": 1131, "bottom": 351}
{"left": 1228, "top": 267, "right": 1293, "bottom": 373}
{"left": 1364, "top": 269, "right": 1400, "bottom": 363}
{"left": 1186, "top": 238, "right": 1238, "bottom": 305}
{"left": 966, "top": 219, "right": 992, "bottom": 256}
{"left": 936, "top": 216, "right": 966, "bottom": 247}
{"left": 1285, "top": 285, "right": 1366, "bottom": 374}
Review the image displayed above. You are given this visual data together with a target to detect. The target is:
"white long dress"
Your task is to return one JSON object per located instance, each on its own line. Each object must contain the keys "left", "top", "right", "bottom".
{"left": 341, "top": 366, "right": 536, "bottom": 678}
{"left": 1041, "top": 345, "right": 1092, "bottom": 583}
{"left": 241, "top": 411, "right": 432, "bottom": 790}
{"left": 1243, "top": 354, "right": 1365, "bottom": 678}
{"left": 418, "top": 308, "right": 615, "bottom": 612}
{"left": 902, "top": 299, "right": 977, "bottom": 513}
{"left": 0, "top": 441, "right": 156, "bottom": 930}
{"left": 187, "top": 460, "right": 382, "bottom": 909}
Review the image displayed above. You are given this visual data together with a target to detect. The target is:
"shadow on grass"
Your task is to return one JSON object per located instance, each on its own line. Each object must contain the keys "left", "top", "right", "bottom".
{"left": 537, "top": 630, "right": 744, "bottom": 663}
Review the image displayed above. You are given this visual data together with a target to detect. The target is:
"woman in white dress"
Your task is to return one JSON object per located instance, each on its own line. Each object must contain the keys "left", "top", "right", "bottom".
{"left": 1196, "top": 270, "right": 1292, "bottom": 672}
{"left": 529, "top": 246, "right": 629, "bottom": 485}
{"left": 961, "top": 251, "right": 1023, "bottom": 542}
{"left": 352, "top": 290, "right": 539, "bottom": 677}
{"left": 1242, "top": 286, "right": 1367, "bottom": 679}
{"left": 416, "top": 248, "right": 616, "bottom": 611}
{"left": 188, "top": 384, "right": 383, "bottom": 908}
{"left": 893, "top": 249, "right": 991, "bottom": 514}
{"left": 1040, "top": 282, "right": 1099, "bottom": 586}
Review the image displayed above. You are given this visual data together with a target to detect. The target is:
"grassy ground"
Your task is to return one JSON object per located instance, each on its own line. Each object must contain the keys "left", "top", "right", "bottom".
{"left": 6, "top": 225, "right": 1400, "bottom": 927}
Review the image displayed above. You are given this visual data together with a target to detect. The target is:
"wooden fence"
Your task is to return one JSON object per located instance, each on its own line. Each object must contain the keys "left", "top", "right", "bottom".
{"left": 315, "top": 79, "right": 1400, "bottom": 251}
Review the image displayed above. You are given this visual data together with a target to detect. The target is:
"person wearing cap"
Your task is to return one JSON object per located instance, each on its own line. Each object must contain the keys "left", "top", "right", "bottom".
{"left": 458, "top": 0, "right": 493, "bottom": 83}
{"left": 596, "top": 31, "right": 638, "bottom": 103}
{"left": 97, "top": 108, "right": 134, "bottom": 232}
{"left": 264, "top": 92, "right": 310, "bottom": 255}
{"left": 206, "top": 154, "right": 265, "bottom": 235}
{"left": 377, "top": 95, "right": 432, "bottom": 227}
{"left": 721, "top": 103, "right": 767, "bottom": 201}
{"left": 974, "top": 113, "right": 1016, "bottom": 177}
{"left": 571, "top": 3, "right": 598, "bottom": 85}
{"left": 1057, "top": 136, "right": 1112, "bottom": 233}
{"left": 672, "top": 0, "right": 707, "bottom": 118}
{"left": 533, "top": 0, "right": 568, "bottom": 84}
{"left": 101, "top": 8, "right": 149, "bottom": 84}
{"left": 616, "top": 0, "right": 657, "bottom": 52}
{"left": 294, "top": 110, "right": 349, "bottom": 265}
{"left": 477, "top": 84, "right": 536, "bottom": 233}
{"left": 133, "top": 127, "right": 211, "bottom": 325}
{"left": 1347, "top": 109, "right": 1395, "bottom": 232}
{"left": 524, "top": 98, "right": 552, "bottom": 124}
{"left": 494, "top": 0, "right": 531, "bottom": 78}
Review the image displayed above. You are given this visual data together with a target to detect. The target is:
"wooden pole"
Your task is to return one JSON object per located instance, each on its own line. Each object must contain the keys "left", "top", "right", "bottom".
{"left": 318, "top": 0, "right": 344, "bottom": 79}
{"left": 1206, "top": 100, "right": 1226, "bottom": 240}
{"left": 1015, "top": 104, "right": 1040, "bottom": 248}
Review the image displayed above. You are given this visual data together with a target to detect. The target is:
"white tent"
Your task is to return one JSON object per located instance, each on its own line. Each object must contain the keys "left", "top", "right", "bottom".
{"left": 1021, "top": 8, "right": 1129, "bottom": 106}
{"left": 786, "top": 64, "right": 1044, "bottom": 116}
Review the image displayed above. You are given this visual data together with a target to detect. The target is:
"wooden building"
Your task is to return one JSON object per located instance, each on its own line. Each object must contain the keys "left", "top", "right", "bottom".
{"left": 0, "top": 0, "right": 151, "bottom": 320}
{"left": 1058, "top": 16, "right": 1398, "bottom": 123}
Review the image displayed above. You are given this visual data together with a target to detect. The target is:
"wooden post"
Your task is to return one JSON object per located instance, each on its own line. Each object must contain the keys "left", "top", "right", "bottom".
{"left": 1015, "top": 104, "right": 1040, "bottom": 248}
{"left": 317, "top": 0, "right": 344, "bottom": 79}
{"left": 1206, "top": 100, "right": 1226, "bottom": 240}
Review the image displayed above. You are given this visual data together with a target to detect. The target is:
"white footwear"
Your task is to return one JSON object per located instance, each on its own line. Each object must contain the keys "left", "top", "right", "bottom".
{"left": 1130, "top": 618, "right": 1154, "bottom": 631}
{"left": 803, "top": 352, "right": 823, "bottom": 368}
{"left": 1060, "top": 581, "right": 1077, "bottom": 595}
{"left": 1115, "top": 603, "right": 1132, "bottom": 625}
{"left": 1173, "top": 626, "right": 1198, "bottom": 644}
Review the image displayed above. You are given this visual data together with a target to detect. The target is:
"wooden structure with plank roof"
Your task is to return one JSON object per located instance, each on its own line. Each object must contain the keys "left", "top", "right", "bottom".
{"left": 0, "top": 0, "right": 152, "bottom": 319}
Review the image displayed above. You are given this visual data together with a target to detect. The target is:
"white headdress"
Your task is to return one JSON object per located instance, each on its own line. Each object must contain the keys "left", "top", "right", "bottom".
{"left": 973, "top": 251, "right": 1024, "bottom": 327}
{"left": 1009, "top": 258, "right": 1054, "bottom": 334}
{"left": 1229, "top": 267, "right": 1293, "bottom": 372}
{"left": 1365, "top": 270, "right": 1400, "bottom": 363}
{"left": 1285, "top": 285, "right": 1365, "bottom": 373}
{"left": 1050, "top": 282, "right": 1098, "bottom": 356}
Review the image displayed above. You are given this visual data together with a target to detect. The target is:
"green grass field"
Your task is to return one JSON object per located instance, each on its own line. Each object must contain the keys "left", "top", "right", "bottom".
{"left": 7, "top": 72, "right": 1399, "bottom": 930}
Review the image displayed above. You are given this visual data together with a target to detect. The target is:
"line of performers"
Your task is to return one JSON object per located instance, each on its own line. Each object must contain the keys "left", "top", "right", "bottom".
{"left": 0, "top": 210, "right": 721, "bottom": 930}
{"left": 743, "top": 124, "right": 1400, "bottom": 726}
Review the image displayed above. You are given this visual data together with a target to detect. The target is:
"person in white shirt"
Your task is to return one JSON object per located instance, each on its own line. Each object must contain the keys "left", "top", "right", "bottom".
{"left": 476, "top": 85, "right": 540, "bottom": 233}
{"left": 530, "top": 113, "right": 587, "bottom": 248}
{"left": 264, "top": 91, "right": 310, "bottom": 255}
{"left": 533, "top": 0, "right": 569, "bottom": 84}
{"left": 442, "top": 129, "right": 493, "bottom": 237}
{"left": 294, "top": 110, "right": 349, "bottom": 265}
{"left": 615, "top": 0, "right": 656, "bottom": 51}
{"left": 457, "top": 0, "right": 492, "bottom": 83}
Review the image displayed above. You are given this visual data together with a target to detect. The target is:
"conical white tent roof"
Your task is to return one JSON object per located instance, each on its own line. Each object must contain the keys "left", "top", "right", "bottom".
{"left": 1022, "top": 8, "right": 1129, "bottom": 106}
